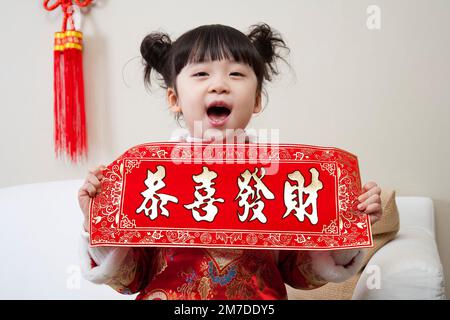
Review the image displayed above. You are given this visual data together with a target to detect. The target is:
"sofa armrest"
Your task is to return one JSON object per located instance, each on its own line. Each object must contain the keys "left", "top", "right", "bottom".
{"left": 352, "top": 227, "right": 446, "bottom": 299}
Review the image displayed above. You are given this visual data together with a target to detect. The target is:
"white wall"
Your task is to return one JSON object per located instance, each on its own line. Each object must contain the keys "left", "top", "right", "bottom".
{"left": 1, "top": 0, "right": 449, "bottom": 296}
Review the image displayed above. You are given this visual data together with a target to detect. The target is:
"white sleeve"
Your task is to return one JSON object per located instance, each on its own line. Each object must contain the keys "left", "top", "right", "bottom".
{"left": 309, "top": 248, "right": 367, "bottom": 283}
{"left": 79, "top": 228, "right": 132, "bottom": 284}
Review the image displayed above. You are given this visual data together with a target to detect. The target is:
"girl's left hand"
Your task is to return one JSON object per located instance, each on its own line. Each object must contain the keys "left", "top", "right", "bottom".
{"left": 357, "top": 181, "right": 383, "bottom": 225}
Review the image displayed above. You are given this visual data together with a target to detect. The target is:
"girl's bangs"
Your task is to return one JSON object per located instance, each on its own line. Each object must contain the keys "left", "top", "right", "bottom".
{"left": 176, "top": 26, "right": 259, "bottom": 69}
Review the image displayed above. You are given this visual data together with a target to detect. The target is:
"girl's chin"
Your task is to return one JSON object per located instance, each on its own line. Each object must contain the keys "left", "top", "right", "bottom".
{"left": 203, "top": 128, "right": 248, "bottom": 143}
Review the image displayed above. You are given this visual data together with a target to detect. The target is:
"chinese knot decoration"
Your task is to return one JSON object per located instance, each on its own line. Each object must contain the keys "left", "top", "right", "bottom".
{"left": 43, "top": 0, "right": 93, "bottom": 162}
{"left": 89, "top": 142, "right": 373, "bottom": 250}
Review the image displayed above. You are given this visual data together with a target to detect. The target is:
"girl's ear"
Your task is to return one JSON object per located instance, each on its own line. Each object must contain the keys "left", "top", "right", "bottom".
{"left": 253, "top": 93, "right": 262, "bottom": 114}
{"left": 167, "top": 87, "right": 181, "bottom": 113}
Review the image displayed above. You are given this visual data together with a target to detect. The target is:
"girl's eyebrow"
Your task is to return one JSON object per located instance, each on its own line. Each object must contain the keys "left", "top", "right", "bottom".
{"left": 186, "top": 62, "right": 209, "bottom": 68}
{"left": 228, "top": 61, "right": 252, "bottom": 69}
{"left": 184, "top": 63, "right": 208, "bottom": 72}
{"left": 185, "top": 60, "right": 250, "bottom": 71}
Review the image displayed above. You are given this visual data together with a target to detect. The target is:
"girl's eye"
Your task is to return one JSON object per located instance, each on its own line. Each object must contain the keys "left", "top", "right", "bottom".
{"left": 193, "top": 72, "right": 208, "bottom": 77}
{"left": 230, "top": 72, "right": 244, "bottom": 77}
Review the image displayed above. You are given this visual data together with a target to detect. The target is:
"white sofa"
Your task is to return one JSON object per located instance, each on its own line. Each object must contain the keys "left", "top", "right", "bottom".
{"left": 0, "top": 179, "right": 446, "bottom": 299}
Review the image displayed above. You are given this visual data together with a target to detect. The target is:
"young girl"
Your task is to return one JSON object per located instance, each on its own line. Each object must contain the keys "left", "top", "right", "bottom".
{"left": 78, "top": 23, "right": 383, "bottom": 300}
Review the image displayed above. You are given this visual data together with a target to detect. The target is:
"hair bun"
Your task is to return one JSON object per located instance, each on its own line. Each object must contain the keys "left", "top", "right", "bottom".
{"left": 140, "top": 32, "right": 172, "bottom": 86}
{"left": 247, "top": 23, "right": 289, "bottom": 80}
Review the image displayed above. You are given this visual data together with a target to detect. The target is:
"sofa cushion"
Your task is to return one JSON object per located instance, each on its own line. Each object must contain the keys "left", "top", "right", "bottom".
{"left": 287, "top": 188, "right": 399, "bottom": 300}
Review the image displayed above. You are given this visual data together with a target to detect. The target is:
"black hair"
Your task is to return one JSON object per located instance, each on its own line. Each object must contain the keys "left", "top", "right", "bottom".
{"left": 140, "top": 23, "right": 290, "bottom": 123}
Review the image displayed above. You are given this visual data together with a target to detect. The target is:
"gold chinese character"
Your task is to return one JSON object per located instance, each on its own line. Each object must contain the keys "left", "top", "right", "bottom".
{"left": 184, "top": 166, "right": 224, "bottom": 222}
{"left": 283, "top": 168, "right": 323, "bottom": 225}
{"left": 136, "top": 165, "right": 178, "bottom": 220}
{"left": 235, "top": 167, "right": 274, "bottom": 223}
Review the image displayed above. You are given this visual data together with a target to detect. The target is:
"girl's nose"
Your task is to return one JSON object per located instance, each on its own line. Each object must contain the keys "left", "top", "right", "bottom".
{"left": 208, "top": 79, "right": 230, "bottom": 94}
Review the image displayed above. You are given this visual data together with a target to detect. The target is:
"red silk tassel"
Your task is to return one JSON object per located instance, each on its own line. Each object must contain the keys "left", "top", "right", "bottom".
{"left": 53, "top": 30, "right": 87, "bottom": 162}
{"left": 45, "top": 0, "right": 92, "bottom": 163}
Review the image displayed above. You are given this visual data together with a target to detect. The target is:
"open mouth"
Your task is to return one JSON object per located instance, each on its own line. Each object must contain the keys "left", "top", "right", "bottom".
{"left": 206, "top": 102, "right": 232, "bottom": 126}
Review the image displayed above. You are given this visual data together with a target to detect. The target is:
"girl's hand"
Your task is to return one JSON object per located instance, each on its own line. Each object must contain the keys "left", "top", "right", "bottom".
{"left": 78, "top": 165, "right": 106, "bottom": 232}
{"left": 357, "top": 181, "right": 383, "bottom": 225}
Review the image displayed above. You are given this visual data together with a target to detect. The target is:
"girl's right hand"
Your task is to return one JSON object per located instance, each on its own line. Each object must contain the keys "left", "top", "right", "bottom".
{"left": 78, "top": 165, "right": 106, "bottom": 232}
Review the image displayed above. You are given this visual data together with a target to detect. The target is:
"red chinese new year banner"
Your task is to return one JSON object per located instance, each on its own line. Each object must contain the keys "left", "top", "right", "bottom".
{"left": 89, "top": 142, "right": 373, "bottom": 250}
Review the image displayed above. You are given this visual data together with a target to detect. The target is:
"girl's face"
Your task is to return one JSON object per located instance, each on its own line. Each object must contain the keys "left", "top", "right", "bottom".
{"left": 167, "top": 59, "right": 262, "bottom": 141}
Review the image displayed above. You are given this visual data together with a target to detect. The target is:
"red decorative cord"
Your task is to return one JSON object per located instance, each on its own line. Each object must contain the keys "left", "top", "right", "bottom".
{"left": 43, "top": 0, "right": 93, "bottom": 31}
